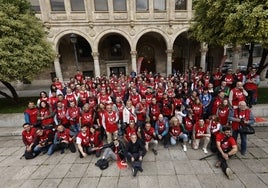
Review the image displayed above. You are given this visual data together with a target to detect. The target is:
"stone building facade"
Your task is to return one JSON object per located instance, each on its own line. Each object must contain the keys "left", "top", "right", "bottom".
{"left": 30, "top": 0, "right": 224, "bottom": 83}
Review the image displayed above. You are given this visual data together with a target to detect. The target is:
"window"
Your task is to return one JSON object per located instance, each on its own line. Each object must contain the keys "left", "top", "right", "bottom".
{"left": 50, "top": 0, "right": 65, "bottom": 11}
{"left": 136, "top": 0, "right": 148, "bottom": 11}
{"left": 70, "top": 0, "right": 85, "bottom": 11}
{"left": 29, "top": 0, "right": 40, "bottom": 12}
{"left": 94, "top": 0, "right": 108, "bottom": 11}
{"left": 175, "top": 0, "right": 187, "bottom": 10}
{"left": 113, "top": 0, "right": 126, "bottom": 11}
{"left": 154, "top": 0, "right": 166, "bottom": 11}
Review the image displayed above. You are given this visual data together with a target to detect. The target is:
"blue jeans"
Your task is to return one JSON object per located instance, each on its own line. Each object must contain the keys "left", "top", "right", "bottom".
{"left": 34, "top": 144, "right": 54, "bottom": 155}
{"left": 232, "top": 130, "right": 247, "bottom": 154}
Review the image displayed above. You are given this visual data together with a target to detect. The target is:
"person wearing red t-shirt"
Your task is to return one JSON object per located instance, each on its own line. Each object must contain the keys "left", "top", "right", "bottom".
{"left": 54, "top": 101, "right": 69, "bottom": 128}
{"left": 79, "top": 103, "right": 95, "bottom": 127}
{"left": 37, "top": 101, "right": 55, "bottom": 130}
{"left": 216, "top": 126, "right": 237, "bottom": 179}
{"left": 228, "top": 101, "right": 255, "bottom": 155}
{"left": 76, "top": 126, "right": 91, "bottom": 158}
{"left": 208, "top": 115, "right": 221, "bottom": 153}
{"left": 169, "top": 117, "right": 188, "bottom": 151}
{"left": 229, "top": 81, "right": 248, "bottom": 109}
{"left": 33, "top": 128, "right": 54, "bottom": 155}
{"left": 74, "top": 70, "right": 83, "bottom": 84}
{"left": 88, "top": 126, "right": 103, "bottom": 157}
{"left": 216, "top": 99, "right": 231, "bottom": 127}
{"left": 142, "top": 122, "right": 158, "bottom": 155}
{"left": 192, "top": 119, "right": 211, "bottom": 154}
{"left": 22, "top": 123, "right": 37, "bottom": 159}
{"left": 148, "top": 97, "right": 161, "bottom": 126}
{"left": 124, "top": 120, "right": 138, "bottom": 143}
{"left": 102, "top": 104, "right": 119, "bottom": 144}
{"left": 51, "top": 124, "right": 76, "bottom": 154}
{"left": 135, "top": 98, "right": 148, "bottom": 128}
{"left": 129, "top": 88, "right": 141, "bottom": 107}
{"left": 24, "top": 101, "right": 38, "bottom": 127}
{"left": 66, "top": 101, "right": 81, "bottom": 136}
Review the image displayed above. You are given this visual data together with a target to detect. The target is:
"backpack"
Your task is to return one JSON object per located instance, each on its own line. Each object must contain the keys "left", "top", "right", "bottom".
{"left": 95, "top": 158, "right": 109, "bottom": 170}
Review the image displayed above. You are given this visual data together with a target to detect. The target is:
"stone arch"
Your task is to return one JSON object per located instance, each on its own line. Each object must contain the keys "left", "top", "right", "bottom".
{"left": 133, "top": 27, "right": 170, "bottom": 50}
{"left": 51, "top": 29, "right": 93, "bottom": 53}
{"left": 92, "top": 29, "right": 132, "bottom": 52}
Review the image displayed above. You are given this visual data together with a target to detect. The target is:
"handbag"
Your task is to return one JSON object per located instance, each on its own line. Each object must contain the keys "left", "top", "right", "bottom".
{"left": 238, "top": 124, "right": 255, "bottom": 134}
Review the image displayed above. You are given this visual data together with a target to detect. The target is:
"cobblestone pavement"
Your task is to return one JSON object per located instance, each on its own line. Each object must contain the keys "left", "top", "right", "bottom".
{"left": 0, "top": 127, "right": 267, "bottom": 188}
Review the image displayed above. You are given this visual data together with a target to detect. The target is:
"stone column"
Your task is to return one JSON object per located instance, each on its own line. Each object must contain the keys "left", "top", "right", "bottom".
{"left": 92, "top": 52, "right": 100, "bottom": 77}
{"left": 166, "top": 49, "right": 174, "bottom": 76}
{"left": 232, "top": 45, "right": 241, "bottom": 71}
{"left": 54, "top": 54, "right": 63, "bottom": 82}
{"left": 130, "top": 51, "right": 137, "bottom": 73}
{"left": 200, "top": 42, "right": 208, "bottom": 71}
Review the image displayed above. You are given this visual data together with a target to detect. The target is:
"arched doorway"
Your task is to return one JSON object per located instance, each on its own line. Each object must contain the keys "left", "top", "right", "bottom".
{"left": 58, "top": 34, "right": 93, "bottom": 78}
{"left": 138, "top": 44, "right": 155, "bottom": 74}
{"left": 98, "top": 34, "right": 131, "bottom": 76}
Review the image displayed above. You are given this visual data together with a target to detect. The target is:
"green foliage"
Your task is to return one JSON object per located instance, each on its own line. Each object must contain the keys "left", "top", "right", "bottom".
{"left": 191, "top": 0, "right": 268, "bottom": 48}
{"left": 0, "top": 0, "right": 55, "bottom": 82}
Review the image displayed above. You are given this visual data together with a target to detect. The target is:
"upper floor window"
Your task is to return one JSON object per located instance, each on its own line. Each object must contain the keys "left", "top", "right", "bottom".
{"left": 70, "top": 0, "right": 85, "bottom": 11}
{"left": 113, "top": 0, "right": 126, "bottom": 11}
{"left": 136, "top": 0, "right": 148, "bottom": 11}
{"left": 94, "top": 0, "right": 108, "bottom": 11}
{"left": 50, "top": 0, "right": 65, "bottom": 11}
{"left": 175, "top": 0, "right": 187, "bottom": 10}
{"left": 154, "top": 0, "right": 166, "bottom": 11}
{"left": 29, "top": 0, "right": 40, "bottom": 12}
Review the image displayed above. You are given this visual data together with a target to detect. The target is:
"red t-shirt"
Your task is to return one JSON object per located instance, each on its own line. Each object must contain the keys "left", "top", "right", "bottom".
{"left": 216, "top": 133, "right": 237, "bottom": 151}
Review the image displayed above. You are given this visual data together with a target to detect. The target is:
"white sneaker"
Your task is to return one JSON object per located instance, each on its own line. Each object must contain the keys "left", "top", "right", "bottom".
{"left": 202, "top": 148, "right": 208, "bottom": 154}
{"left": 188, "top": 140, "right": 192, "bottom": 144}
{"left": 183, "top": 145, "right": 187, "bottom": 152}
{"left": 226, "top": 168, "right": 234, "bottom": 180}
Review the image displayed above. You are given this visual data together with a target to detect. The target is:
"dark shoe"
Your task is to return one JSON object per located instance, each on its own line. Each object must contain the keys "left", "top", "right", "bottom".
{"left": 138, "top": 167, "right": 143, "bottom": 172}
{"left": 132, "top": 167, "right": 138, "bottom": 177}
{"left": 152, "top": 149, "right": 158, "bottom": 155}
{"left": 241, "top": 151, "right": 246, "bottom": 156}
{"left": 60, "top": 149, "right": 65, "bottom": 154}
{"left": 164, "top": 145, "right": 168, "bottom": 148}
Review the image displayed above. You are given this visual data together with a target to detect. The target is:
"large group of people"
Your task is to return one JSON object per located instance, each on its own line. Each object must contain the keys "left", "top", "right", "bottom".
{"left": 22, "top": 66, "right": 258, "bottom": 179}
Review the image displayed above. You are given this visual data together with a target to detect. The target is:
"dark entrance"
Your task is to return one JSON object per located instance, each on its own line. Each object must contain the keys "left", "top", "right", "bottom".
{"left": 110, "top": 67, "right": 126, "bottom": 76}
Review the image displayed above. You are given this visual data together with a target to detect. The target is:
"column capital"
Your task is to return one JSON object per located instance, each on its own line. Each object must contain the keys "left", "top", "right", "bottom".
{"left": 165, "top": 49, "right": 174, "bottom": 54}
{"left": 130, "top": 51, "right": 137, "bottom": 56}
{"left": 92, "top": 52, "right": 99, "bottom": 57}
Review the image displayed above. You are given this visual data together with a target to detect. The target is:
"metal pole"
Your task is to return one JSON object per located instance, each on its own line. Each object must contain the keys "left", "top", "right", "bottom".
{"left": 73, "top": 43, "right": 79, "bottom": 70}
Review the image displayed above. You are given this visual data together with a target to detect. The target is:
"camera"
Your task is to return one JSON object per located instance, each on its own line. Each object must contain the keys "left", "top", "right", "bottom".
{"left": 240, "top": 118, "right": 245, "bottom": 125}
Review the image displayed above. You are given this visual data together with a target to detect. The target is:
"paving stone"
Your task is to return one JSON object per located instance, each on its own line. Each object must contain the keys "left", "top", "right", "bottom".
{"left": 12, "top": 165, "right": 39, "bottom": 180}
{"left": 237, "top": 174, "right": 268, "bottom": 188}
{"left": 84, "top": 162, "right": 102, "bottom": 177}
{"left": 38, "top": 178, "right": 62, "bottom": 188}
{"left": 260, "top": 146, "right": 268, "bottom": 154}
{"left": 177, "top": 174, "right": 202, "bottom": 188}
{"left": 169, "top": 149, "right": 188, "bottom": 161}
{"left": 117, "top": 176, "right": 138, "bottom": 188}
{"left": 46, "top": 163, "right": 72, "bottom": 179}
{"left": 190, "top": 160, "right": 214, "bottom": 174}
{"left": 30, "top": 164, "right": 55, "bottom": 179}
{"left": 248, "top": 147, "right": 268, "bottom": 158}
{"left": 156, "top": 161, "right": 175, "bottom": 175}
{"left": 143, "top": 150, "right": 156, "bottom": 162}
{"left": 139, "top": 161, "right": 157, "bottom": 176}
{"left": 20, "top": 179, "right": 43, "bottom": 188}
{"left": 58, "top": 177, "right": 81, "bottom": 188}
{"left": 251, "top": 138, "right": 268, "bottom": 147}
{"left": 158, "top": 175, "right": 180, "bottom": 188}
{"left": 97, "top": 176, "right": 119, "bottom": 188}
{"left": 101, "top": 161, "right": 121, "bottom": 177}
{"left": 0, "top": 165, "right": 24, "bottom": 179}
{"left": 243, "top": 159, "right": 268, "bottom": 173}
{"left": 155, "top": 148, "right": 172, "bottom": 161}
{"left": 78, "top": 177, "right": 100, "bottom": 188}
{"left": 197, "top": 174, "right": 224, "bottom": 188}
{"left": 59, "top": 152, "right": 78, "bottom": 164}
{"left": 0, "top": 147, "right": 20, "bottom": 156}
{"left": 215, "top": 173, "right": 245, "bottom": 188}
{"left": 43, "top": 153, "right": 65, "bottom": 165}
{"left": 228, "top": 159, "right": 252, "bottom": 174}
{"left": 0, "top": 179, "right": 25, "bottom": 188}
{"left": 257, "top": 173, "right": 268, "bottom": 186}
{"left": 65, "top": 163, "right": 88, "bottom": 178}
{"left": 173, "top": 160, "right": 195, "bottom": 175}
{"left": 138, "top": 175, "right": 159, "bottom": 188}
